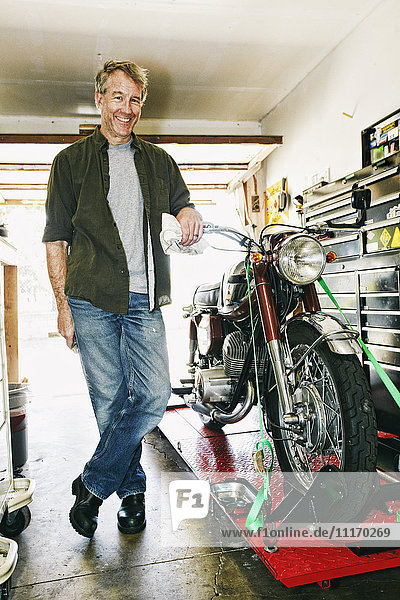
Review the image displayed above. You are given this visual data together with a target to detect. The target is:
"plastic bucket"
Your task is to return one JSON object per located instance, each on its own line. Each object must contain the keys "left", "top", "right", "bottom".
{"left": 8, "top": 384, "right": 29, "bottom": 469}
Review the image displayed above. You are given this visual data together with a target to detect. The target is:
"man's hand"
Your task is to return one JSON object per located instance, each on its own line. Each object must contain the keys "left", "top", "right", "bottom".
{"left": 57, "top": 304, "right": 75, "bottom": 349}
{"left": 176, "top": 207, "right": 203, "bottom": 246}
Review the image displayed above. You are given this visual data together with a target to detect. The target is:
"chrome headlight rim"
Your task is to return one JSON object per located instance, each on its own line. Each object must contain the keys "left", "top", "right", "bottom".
{"left": 275, "top": 234, "right": 326, "bottom": 285}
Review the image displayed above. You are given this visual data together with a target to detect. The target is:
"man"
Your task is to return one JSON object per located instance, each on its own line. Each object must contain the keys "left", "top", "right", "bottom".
{"left": 43, "top": 59, "right": 203, "bottom": 538}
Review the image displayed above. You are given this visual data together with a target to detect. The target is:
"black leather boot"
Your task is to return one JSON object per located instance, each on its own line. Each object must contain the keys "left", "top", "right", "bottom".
{"left": 69, "top": 475, "right": 103, "bottom": 538}
{"left": 117, "top": 493, "right": 146, "bottom": 534}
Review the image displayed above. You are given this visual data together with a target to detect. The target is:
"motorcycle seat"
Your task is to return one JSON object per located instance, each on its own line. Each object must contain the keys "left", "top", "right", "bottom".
{"left": 193, "top": 282, "right": 220, "bottom": 309}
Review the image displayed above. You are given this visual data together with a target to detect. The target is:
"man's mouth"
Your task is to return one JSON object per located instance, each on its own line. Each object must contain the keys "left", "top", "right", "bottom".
{"left": 115, "top": 116, "right": 131, "bottom": 124}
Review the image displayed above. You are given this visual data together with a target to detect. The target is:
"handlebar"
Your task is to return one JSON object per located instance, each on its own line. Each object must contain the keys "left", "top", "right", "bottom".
{"left": 203, "top": 215, "right": 367, "bottom": 252}
{"left": 203, "top": 223, "right": 240, "bottom": 233}
{"left": 202, "top": 223, "right": 264, "bottom": 252}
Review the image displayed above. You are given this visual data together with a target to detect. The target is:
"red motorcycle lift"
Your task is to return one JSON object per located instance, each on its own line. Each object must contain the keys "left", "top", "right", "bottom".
{"left": 159, "top": 403, "right": 400, "bottom": 589}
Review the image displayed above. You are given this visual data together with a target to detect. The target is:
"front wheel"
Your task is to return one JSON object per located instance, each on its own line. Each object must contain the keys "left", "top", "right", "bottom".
{"left": 269, "top": 322, "right": 377, "bottom": 489}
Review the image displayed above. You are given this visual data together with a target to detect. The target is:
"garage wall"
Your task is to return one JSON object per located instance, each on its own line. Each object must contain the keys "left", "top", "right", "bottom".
{"left": 260, "top": 0, "right": 400, "bottom": 200}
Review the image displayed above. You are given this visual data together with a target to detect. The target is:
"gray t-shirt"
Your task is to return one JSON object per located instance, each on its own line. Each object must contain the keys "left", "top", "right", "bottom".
{"left": 107, "top": 141, "right": 148, "bottom": 294}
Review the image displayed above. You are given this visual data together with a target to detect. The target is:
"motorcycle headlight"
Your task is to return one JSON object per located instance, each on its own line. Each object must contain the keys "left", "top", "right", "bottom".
{"left": 276, "top": 234, "right": 326, "bottom": 285}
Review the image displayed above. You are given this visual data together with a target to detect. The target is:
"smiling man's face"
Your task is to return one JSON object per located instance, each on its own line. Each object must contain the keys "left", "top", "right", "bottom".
{"left": 95, "top": 69, "right": 143, "bottom": 145}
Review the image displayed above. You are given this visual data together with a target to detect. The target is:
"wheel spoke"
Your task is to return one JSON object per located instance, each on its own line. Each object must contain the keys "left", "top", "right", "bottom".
{"left": 324, "top": 428, "right": 342, "bottom": 463}
{"left": 281, "top": 341, "right": 346, "bottom": 484}
{"left": 320, "top": 400, "right": 340, "bottom": 418}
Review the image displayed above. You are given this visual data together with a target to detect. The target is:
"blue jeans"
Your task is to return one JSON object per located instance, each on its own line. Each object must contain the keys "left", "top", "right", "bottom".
{"left": 67, "top": 293, "right": 171, "bottom": 500}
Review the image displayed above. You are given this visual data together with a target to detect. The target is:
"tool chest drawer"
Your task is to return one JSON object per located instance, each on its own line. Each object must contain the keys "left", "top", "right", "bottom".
{"left": 366, "top": 198, "right": 400, "bottom": 223}
{"left": 321, "top": 234, "right": 360, "bottom": 258}
{"left": 319, "top": 293, "right": 357, "bottom": 310}
{"left": 361, "top": 293, "right": 400, "bottom": 310}
{"left": 363, "top": 327, "right": 400, "bottom": 348}
{"left": 367, "top": 345, "right": 400, "bottom": 367}
{"left": 320, "top": 272, "right": 357, "bottom": 293}
{"left": 364, "top": 221, "right": 400, "bottom": 253}
{"left": 363, "top": 311, "right": 400, "bottom": 329}
{"left": 359, "top": 268, "right": 399, "bottom": 293}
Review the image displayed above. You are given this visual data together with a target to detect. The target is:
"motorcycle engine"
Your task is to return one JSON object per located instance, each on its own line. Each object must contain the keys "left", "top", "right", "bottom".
{"left": 223, "top": 331, "right": 269, "bottom": 378}
{"left": 194, "top": 331, "right": 269, "bottom": 405}
{"left": 194, "top": 366, "right": 232, "bottom": 404}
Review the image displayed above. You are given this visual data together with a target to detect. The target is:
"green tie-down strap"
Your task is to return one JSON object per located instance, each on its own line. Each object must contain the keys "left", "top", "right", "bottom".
{"left": 245, "top": 439, "right": 274, "bottom": 533}
{"left": 317, "top": 277, "right": 400, "bottom": 409}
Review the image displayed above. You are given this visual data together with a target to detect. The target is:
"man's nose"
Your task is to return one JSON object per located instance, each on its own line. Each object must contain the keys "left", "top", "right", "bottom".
{"left": 121, "top": 98, "right": 133, "bottom": 113}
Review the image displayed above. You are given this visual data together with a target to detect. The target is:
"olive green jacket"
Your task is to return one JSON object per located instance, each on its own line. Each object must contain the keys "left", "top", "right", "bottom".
{"left": 43, "top": 127, "right": 192, "bottom": 313}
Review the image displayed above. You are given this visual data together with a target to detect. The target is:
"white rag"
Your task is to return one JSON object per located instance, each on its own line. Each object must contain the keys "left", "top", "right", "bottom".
{"left": 160, "top": 213, "right": 208, "bottom": 255}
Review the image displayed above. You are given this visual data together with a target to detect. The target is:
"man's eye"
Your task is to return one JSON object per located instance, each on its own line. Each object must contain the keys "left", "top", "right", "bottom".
{"left": 132, "top": 98, "right": 141, "bottom": 105}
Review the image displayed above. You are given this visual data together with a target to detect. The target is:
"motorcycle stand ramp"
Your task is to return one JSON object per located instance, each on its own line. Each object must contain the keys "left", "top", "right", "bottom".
{"left": 159, "top": 404, "right": 400, "bottom": 588}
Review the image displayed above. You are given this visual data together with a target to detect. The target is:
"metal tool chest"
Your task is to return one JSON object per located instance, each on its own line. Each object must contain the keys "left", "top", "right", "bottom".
{"left": 303, "top": 154, "right": 400, "bottom": 436}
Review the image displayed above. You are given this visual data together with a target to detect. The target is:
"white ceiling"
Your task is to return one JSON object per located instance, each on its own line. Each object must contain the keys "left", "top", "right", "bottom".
{"left": 0, "top": 0, "right": 382, "bottom": 123}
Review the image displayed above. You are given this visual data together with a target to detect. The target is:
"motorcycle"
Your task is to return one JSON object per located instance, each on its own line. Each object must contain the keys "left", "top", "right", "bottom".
{"left": 178, "top": 205, "right": 378, "bottom": 489}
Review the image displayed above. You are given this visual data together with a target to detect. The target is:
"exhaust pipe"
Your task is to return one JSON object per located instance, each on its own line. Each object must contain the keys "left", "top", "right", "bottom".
{"left": 188, "top": 380, "right": 254, "bottom": 424}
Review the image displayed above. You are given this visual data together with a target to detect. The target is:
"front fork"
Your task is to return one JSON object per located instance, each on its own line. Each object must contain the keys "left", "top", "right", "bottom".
{"left": 253, "top": 261, "right": 294, "bottom": 417}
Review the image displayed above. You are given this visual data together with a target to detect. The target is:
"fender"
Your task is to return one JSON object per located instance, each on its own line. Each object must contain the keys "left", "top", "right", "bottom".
{"left": 284, "top": 312, "right": 361, "bottom": 355}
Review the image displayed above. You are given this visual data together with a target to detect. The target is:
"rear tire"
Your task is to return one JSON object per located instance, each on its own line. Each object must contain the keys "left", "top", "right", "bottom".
{"left": 269, "top": 321, "right": 377, "bottom": 488}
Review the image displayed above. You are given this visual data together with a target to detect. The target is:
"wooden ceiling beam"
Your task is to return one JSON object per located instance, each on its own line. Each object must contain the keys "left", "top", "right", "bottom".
{"left": 187, "top": 183, "right": 227, "bottom": 190}
{"left": 0, "top": 133, "right": 282, "bottom": 146}
{"left": 179, "top": 163, "right": 247, "bottom": 170}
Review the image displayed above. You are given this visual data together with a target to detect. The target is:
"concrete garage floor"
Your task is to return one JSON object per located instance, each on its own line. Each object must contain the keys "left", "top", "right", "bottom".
{"left": 9, "top": 337, "right": 400, "bottom": 599}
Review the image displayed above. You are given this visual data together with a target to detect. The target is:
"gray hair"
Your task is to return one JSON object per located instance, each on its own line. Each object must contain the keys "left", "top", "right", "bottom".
{"left": 95, "top": 59, "right": 149, "bottom": 103}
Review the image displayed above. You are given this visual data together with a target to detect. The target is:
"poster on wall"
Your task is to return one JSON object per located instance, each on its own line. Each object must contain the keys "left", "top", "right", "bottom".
{"left": 264, "top": 178, "right": 289, "bottom": 225}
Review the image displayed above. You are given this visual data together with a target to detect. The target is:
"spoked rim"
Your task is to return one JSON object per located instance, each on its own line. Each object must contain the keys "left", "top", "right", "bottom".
{"left": 280, "top": 343, "right": 344, "bottom": 488}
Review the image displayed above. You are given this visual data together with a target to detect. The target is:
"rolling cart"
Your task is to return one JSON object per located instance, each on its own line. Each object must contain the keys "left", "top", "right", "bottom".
{"left": 0, "top": 281, "right": 34, "bottom": 598}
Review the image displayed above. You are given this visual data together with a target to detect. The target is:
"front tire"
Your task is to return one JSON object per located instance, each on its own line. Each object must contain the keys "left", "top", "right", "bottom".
{"left": 269, "top": 322, "right": 377, "bottom": 488}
